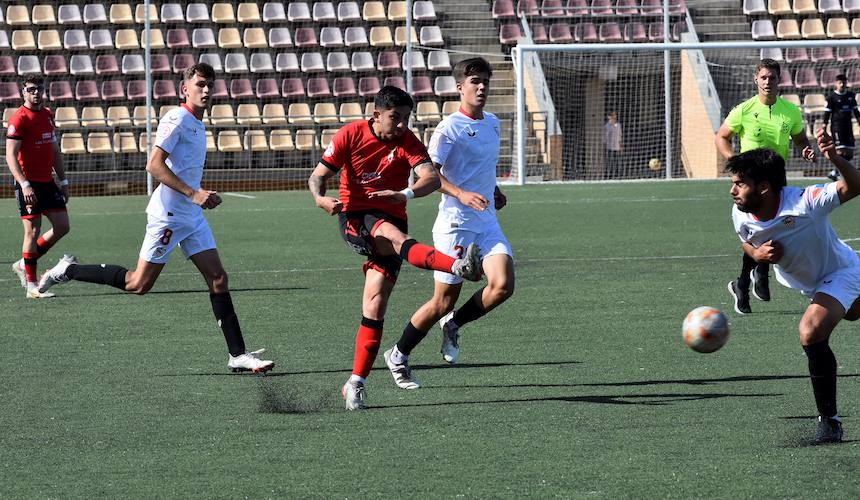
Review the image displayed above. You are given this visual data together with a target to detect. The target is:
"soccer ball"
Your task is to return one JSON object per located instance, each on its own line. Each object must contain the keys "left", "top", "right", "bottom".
{"left": 648, "top": 158, "right": 662, "bottom": 171}
{"left": 682, "top": 306, "right": 729, "bottom": 353}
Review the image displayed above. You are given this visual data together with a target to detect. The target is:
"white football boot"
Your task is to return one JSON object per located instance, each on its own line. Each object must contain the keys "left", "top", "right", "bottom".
{"left": 342, "top": 380, "right": 368, "bottom": 410}
{"left": 37, "top": 254, "right": 77, "bottom": 293}
{"left": 439, "top": 311, "right": 461, "bottom": 364}
{"left": 11, "top": 259, "right": 26, "bottom": 288}
{"left": 228, "top": 348, "right": 274, "bottom": 373}
{"left": 383, "top": 348, "right": 421, "bottom": 389}
{"left": 450, "top": 243, "right": 483, "bottom": 282}
{"left": 26, "top": 285, "right": 55, "bottom": 299}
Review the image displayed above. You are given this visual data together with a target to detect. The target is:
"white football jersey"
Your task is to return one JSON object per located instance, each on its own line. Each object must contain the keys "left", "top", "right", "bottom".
{"left": 146, "top": 105, "right": 207, "bottom": 220}
{"left": 732, "top": 183, "right": 860, "bottom": 294}
{"left": 428, "top": 109, "right": 501, "bottom": 233}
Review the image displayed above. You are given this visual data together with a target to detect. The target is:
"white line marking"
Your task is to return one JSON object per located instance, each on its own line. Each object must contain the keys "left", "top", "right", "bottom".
{"left": 222, "top": 192, "right": 256, "bottom": 199}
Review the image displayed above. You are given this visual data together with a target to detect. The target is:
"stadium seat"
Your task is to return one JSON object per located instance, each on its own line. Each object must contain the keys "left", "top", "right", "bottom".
{"left": 12, "top": 30, "right": 36, "bottom": 51}
{"left": 590, "top": 0, "right": 613, "bottom": 15}
{"left": 70, "top": 55, "right": 94, "bottom": 75}
{"left": 269, "top": 28, "right": 292, "bottom": 48}
{"left": 767, "top": 0, "right": 791, "bottom": 14}
{"left": 58, "top": 5, "right": 82, "bottom": 25}
{"left": 388, "top": 1, "right": 408, "bottom": 20}
{"left": 566, "top": 0, "right": 589, "bottom": 15}
{"left": 531, "top": 23, "right": 547, "bottom": 43}
{"left": 250, "top": 53, "right": 274, "bottom": 73}
{"left": 639, "top": 0, "right": 664, "bottom": 14}
{"left": 0, "top": 83, "right": 19, "bottom": 104}
{"left": 810, "top": 47, "right": 834, "bottom": 62}
{"left": 313, "top": 2, "right": 337, "bottom": 21}
{"left": 115, "top": 29, "right": 140, "bottom": 49}
{"left": 363, "top": 1, "right": 387, "bottom": 21}
{"left": 270, "top": 129, "right": 295, "bottom": 151}
{"left": 776, "top": 19, "right": 801, "bottom": 40}
{"left": 335, "top": 2, "right": 360, "bottom": 22}
{"left": 370, "top": 26, "right": 394, "bottom": 47}
{"left": 517, "top": 0, "right": 540, "bottom": 16}
{"left": 793, "top": 0, "right": 817, "bottom": 14}
{"left": 276, "top": 52, "right": 300, "bottom": 72}
{"left": 377, "top": 51, "right": 400, "bottom": 71}
{"left": 192, "top": 28, "right": 217, "bottom": 48}
{"left": 403, "top": 51, "right": 426, "bottom": 71}
{"left": 751, "top": 20, "right": 776, "bottom": 40}
{"left": 301, "top": 52, "right": 325, "bottom": 73}
{"left": 282, "top": 78, "right": 305, "bottom": 98}
{"left": 420, "top": 26, "right": 444, "bottom": 46}
{"left": 43, "top": 55, "right": 67, "bottom": 75}
{"left": 295, "top": 27, "right": 318, "bottom": 48}
{"left": 327, "top": 52, "right": 350, "bottom": 72}
{"left": 101, "top": 81, "right": 125, "bottom": 101}
{"left": 416, "top": 101, "right": 442, "bottom": 123}
{"left": 54, "top": 107, "right": 80, "bottom": 128}
{"left": 225, "top": 53, "right": 249, "bottom": 73}
{"left": 199, "top": 53, "right": 223, "bottom": 72}
{"left": 321, "top": 129, "right": 339, "bottom": 148}
{"left": 414, "top": 1, "right": 437, "bottom": 20}
{"left": 358, "top": 76, "right": 381, "bottom": 96}
{"left": 853, "top": 18, "right": 860, "bottom": 37}
{"left": 295, "top": 130, "right": 319, "bottom": 151}
{"left": 153, "top": 80, "right": 177, "bottom": 101}
{"left": 801, "top": 18, "right": 826, "bottom": 39}
{"left": 615, "top": 0, "right": 639, "bottom": 15}
{"left": 236, "top": 103, "right": 262, "bottom": 125}
{"left": 113, "top": 132, "right": 137, "bottom": 153}
{"left": 32, "top": 5, "right": 56, "bottom": 25}
{"left": 83, "top": 4, "right": 108, "bottom": 24}
{"left": 185, "top": 3, "right": 209, "bottom": 23}
{"left": 781, "top": 93, "right": 801, "bottom": 108}
{"left": 827, "top": 18, "right": 851, "bottom": 38}
{"left": 837, "top": 45, "right": 859, "bottom": 61}
{"left": 212, "top": 3, "right": 236, "bottom": 23}
{"left": 0, "top": 56, "right": 12, "bottom": 76}
{"left": 209, "top": 104, "right": 235, "bottom": 125}
{"left": 262, "top": 103, "right": 288, "bottom": 124}
{"left": 624, "top": 22, "right": 648, "bottom": 42}
{"left": 144, "top": 28, "right": 165, "bottom": 49}
{"left": 243, "top": 130, "right": 268, "bottom": 152}
{"left": 777, "top": 69, "right": 793, "bottom": 89}
{"left": 744, "top": 0, "right": 768, "bottom": 15}
{"left": 90, "top": 29, "right": 114, "bottom": 50}
{"left": 135, "top": 4, "right": 159, "bottom": 23}
{"left": 107, "top": 106, "right": 132, "bottom": 127}
{"left": 412, "top": 76, "right": 433, "bottom": 97}
{"left": 820, "top": 0, "right": 844, "bottom": 13}
{"left": 847, "top": 68, "right": 860, "bottom": 87}
{"left": 288, "top": 2, "right": 312, "bottom": 21}
{"left": 820, "top": 68, "right": 840, "bottom": 88}
{"left": 60, "top": 133, "right": 86, "bottom": 154}
{"left": 434, "top": 76, "right": 458, "bottom": 96}
{"left": 760, "top": 48, "right": 783, "bottom": 61}
{"left": 16, "top": 55, "right": 40, "bottom": 76}
{"left": 49, "top": 81, "right": 73, "bottom": 102}
{"left": 333, "top": 77, "right": 357, "bottom": 97}
{"left": 314, "top": 103, "right": 339, "bottom": 124}
{"left": 339, "top": 102, "right": 364, "bottom": 122}
{"left": 345, "top": 27, "right": 369, "bottom": 47}
{"left": 159, "top": 105, "right": 179, "bottom": 118}
{"left": 0, "top": 32, "right": 8, "bottom": 51}
{"left": 6, "top": 5, "right": 29, "bottom": 25}
{"left": 785, "top": 47, "right": 808, "bottom": 63}
{"left": 395, "top": 26, "right": 419, "bottom": 46}
{"left": 845, "top": 0, "right": 860, "bottom": 12}
{"left": 132, "top": 105, "right": 157, "bottom": 125}
{"left": 81, "top": 106, "right": 107, "bottom": 127}
{"left": 75, "top": 80, "right": 99, "bottom": 102}
{"left": 217, "top": 131, "right": 242, "bottom": 152}
{"left": 263, "top": 2, "right": 287, "bottom": 22}
{"left": 97, "top": 55, "right": 120, "bottom": 75}
{"left": 307, "top": 78, "right": 332, "bottom": 98}
{"left": 219, "top": 28, "right": 242, "bottom": 48}
{"left": 500, "top": 24, "right": 522, "bottom": 44}
{"left": 87, "top": 133, "right": 113, "bottom": 154}
{"left": 110, "top": 4, "right": 134, "bottom": 24}
{"left": 493, "top": 0, "right": 516, "bottom": 19}
{"left": 255, "top": 78, "right": 280, "bottom": 98}
{"left": 244, "top": 28, "right": 267, "bottom": 48}
{"left": 384, "top": 76, "right": 406, "bottom": 90}
{"left": 161, "top": 4, "right": 184, "bottom": 23}
{"left": 37, "top": 29, "right": 61, "bottom": 50}
{"left": 320, "top": 27, "right": 344, "bottom": 47}
{"left": 794, "top": 67, "right": 819, "bottom": 89}
{"left": 288, "top": 103, "right": 314, "bottom": 124}
{"left": 574, "top": 23, "right": 597, "bottom": 43}
{"left": 426, "top": 50, "right": 451, "bottom": 71}
{"left": 350, "top": 52, "right": 375, "bottom": 72}
{"left": 600, "top": 23, "right": 623, "bottom": 42}
{"left": 230, "top": 79, "right": 254, "bottom": 99}
{"left": 541, "top": 0, "right": 565, "bottom": 16}
{"left": 167, "top": 29, "right": 190, "bottom": 48}
{"left": 171, "top": 53, "right": 194, "bottom": 74}
{"left": 238, "top": 3, "right": 262, "bottom": 22}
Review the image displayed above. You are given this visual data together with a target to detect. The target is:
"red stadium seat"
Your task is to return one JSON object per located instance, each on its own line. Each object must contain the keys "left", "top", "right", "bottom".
{"left": 75, "top": 80, "right": 99, "bottom": 102}
{"left": 541, "top": 0, "right": 565, "bottom": 16}
{"left": 358, "top": 77, "right": 381, "bottom": 96}
{"left": 153, "top": 80, "right": 178, "bottom": 101}
{"left": 307, "top": 77, "right": 332, "bottom": 98}
{"left": 794, "top": 67, "right": 818, "bottom": 89}
{"left": 167, "top": 28, "right": 190, "bottom": 48}
{"left": 0, "top": 82, "right": 21, "bottom": 103}
{"left": 500, "top": 24, "right": 522, "bottom": 44}
{"left": 294, "top": 27, "right": 318, "bottom": 48}
{"left": 151, "top": 54, "right": 170, "bottom": 74}
{"left": 624, "top": 22, "right": 648, "bottom": 42}
{"left": 255, "top": 78, "right": 280, "bottom": 99}
{"left": 230, "top": 79, "right": 254, "bottom": 99}
{"left": 550, "top": 23, "right": 574, "bottom": 43}
{"left": 532, "top": 24, "right": 548, "bottom": 42}
{"left": 333, "top": 77, "right": 357, "bottom": 97}
{"left": 412, "top": 76, "right": 433, "bottom": 97}
{"left": 43, "top": 55, "right": 67, "bottom": 75}
{"left": 784, "top": 47, "right": 809, "bottom": 63}
{"left": 517, "top": 0, "right": 540, "bottom": 16}
{"left": 574, "top": 22, "right": 597, "bottom": 42}
{"left": 101, "top": 80, "right": 125, "bottom": 101}
{"left": 493, "top": 0, "right": 516, "bottom": 18}
{"left": 566, "top": 0, "right": 588, "bottom": 15}
{"left": 599, "top": 22, "right": 622, "bottom": 42}
{"left": 282, "top": 77, "right": 306, "bottom": 98}
{"left": 377, "top": 51, "right": 400, "bottom": 71}
{"left": 0, "top": 55, "right": 17, "bottom": 75}
{"left": 95, "top": 55, "right": 119, "bottom": 75}
{"left": 172, "top": 53, "right": 195, "bottom": 74}
{"left": 590, "top": 0, "right": 613, "bottom": 16}
{"left": 383, "top": 76, "right": 406, "bottom": 90}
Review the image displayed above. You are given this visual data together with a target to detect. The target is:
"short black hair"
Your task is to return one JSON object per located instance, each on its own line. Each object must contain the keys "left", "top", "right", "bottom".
{"left": 724, "top": 148, "right": 787, "bottom": 192}
{"left": 453, "top": 57, "right": 493, "bottom": 83}
{"left": 21, "top": 74, "right": 44, "bottom": 88}
{"left": 755, "top": 58, "right": 781, "bottom": 77}
{"left": 373, "top": 85, "right": 414, "bottom": 110}
{"left": 183, "top": 63, "right": 216, "bottom": 82}
{"left": 836, "top": 73, "right": 847, "bottom": 82}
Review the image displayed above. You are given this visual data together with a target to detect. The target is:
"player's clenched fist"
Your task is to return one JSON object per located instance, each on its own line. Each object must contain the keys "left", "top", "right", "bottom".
{"left": 316, "top": 196, "right": 343, "bottom": 215}
{"left": 192, "top": 189, "right": 221, "bottom": 209}
{"left": 753, "top": 239, "right": 783, "bottom": 264}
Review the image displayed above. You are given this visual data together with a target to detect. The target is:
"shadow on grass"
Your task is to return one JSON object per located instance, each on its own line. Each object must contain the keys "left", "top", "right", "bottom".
{"left": 438, "top": 373, "right": 860, "bottom": 389}
{"left": 53, "top": 286, "right": 308, "bottom": 297}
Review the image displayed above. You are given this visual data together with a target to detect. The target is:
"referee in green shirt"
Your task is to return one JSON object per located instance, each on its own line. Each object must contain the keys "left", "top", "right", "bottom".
{"left": 716, "top": 58, "right": 815, "bottom": 314}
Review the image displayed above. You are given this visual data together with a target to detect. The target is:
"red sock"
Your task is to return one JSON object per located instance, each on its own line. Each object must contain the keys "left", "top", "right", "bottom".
{"left": 401, "top": 240, "right": 456, "bottom": 273}
{"left": 352, "top": 317, "right": 383, "bottom": 378}
{"left": 36, "top": 236, "right": 54, "bottom": 257}
{"left": 22, "top": 252, "right": 38, "bottom": 283}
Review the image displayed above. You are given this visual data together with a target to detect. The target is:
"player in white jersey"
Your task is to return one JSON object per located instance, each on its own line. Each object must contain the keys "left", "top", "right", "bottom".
{"left": 37, "top": 64, "right": 274, "bottom": 373}
{"left": 727, "top": 134, "right": 860, "bottom": 444}
{"left": 382, "top": 58, "right": 515, "bottom": 389}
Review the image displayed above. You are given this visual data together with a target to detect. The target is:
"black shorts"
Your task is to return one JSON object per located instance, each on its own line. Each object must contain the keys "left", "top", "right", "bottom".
{"left": 14, "top": 180, "right": 66, "bottom": 219}
{"left": 832, "top": 125, "right": 855, "bottom": 149}
{"left": 338, "top": 210, "right": 408, "bottom": 281}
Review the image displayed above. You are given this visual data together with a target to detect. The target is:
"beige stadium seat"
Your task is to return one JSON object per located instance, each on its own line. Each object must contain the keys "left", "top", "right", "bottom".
{"left": 210, "top": 104, "right": 236, "bottom": 126}
{"left": 370, "top": 26, "right": 394, "bottom": 47}
{"left": 110, "top": 4, "right": 134, "bottom": 24}
{"left": 262, "top": 104, "right": 288, "bottom": 124}
{"left": 115, "top": 29, "right": 140, "bottom": 49}
{"left": 7, "top": 6, "right": 31, "bottom": 26}
{"left": 321, "top": 128, "right": 339, "bottom": 148}
{"left": 143, "top": 28, "right": 165, "bottom": 49}
{"left": 314, "top": 103, "right": 339, "bottom": 124}
{"left": 853, "top": 19, "right": 860, "bottom": 37}
{"left": 38, "top": 30, "right": 62, "bottom": 51}
{"left": 781, "top": 94, "right": 801, "bottom": 108}
{"left": 828, "top": 18, "right": 851, "bottom": 39}
{"left": 792, "top": 0, "right": 817, "bottom": 14}
{"left": 237, "top": 3, "right": 262, "bottom": 22}
{"left": 288, "top": 103, "right": 314, "bottom": 125}
{"left": 295, "top": 129, "right": 319, "bottom": 150}
{"left": 243, "top": 27, "right": 267, "bottom": 48}
{"left": 135, "top": 4, "right": 159, "bottom": 23}
{"left": 32, "top": 5, "right": 56, "bottom": 25}
{"left": 205, "top": 130, "right": 217, "bottom": 152}
{"left": 107, "top": 106, "right": 132, "bottom": 127}
{"left": 363, "top": 1, "right": 387, "bottom": 21}
{"left": 236, "top": 103, "right": 262, "bottom": 125}
{"left": 269, "top": 129, "right": 295, "bottom": 151}
{"left": 61, "top": 133, "right": 86, "bottom": 154}
{"left": 54, "top": 107, "right": 80, "bottom": 128}
{"left": 113, "top": 132, "right": 138, "bottom": 153}
{"left": 244, "top": 130, "right": 268, "bottom": 151}
{"left": 159, "top": 105, "right": 178, "bottom": 118}
{"left": 387, "top": 1, "right": 407, "bottom": 21}
{"left": 339, "top": 102, "right": 364, "bottom": 122}
{"left": 3, "top": 108, "right": 18, "bottom": 127}
{"left": 217, "top": 130, "right": 243, "bottom": 152}
{"left": 12, "top": 30, "right": 37, "bottom": 51}
{"left": 394, "top": 26, "right": 418, "bottom": 46}
{"left": 803, "top": 93, "right": 827, "bottom": 114}
{"left": 416, "top": 101, "right": 442, "bottom": 122}
{"left": 138, "top": 132, "right": 149, "bottom": 153}
{"left": 365, "top": 102, "right": 375, "bottom": 117}
{"left": 212, "top": 3, "right": 236, "bottom": 23}
{"left": 423, "top": 128, "right": 433, "bottom": 146}
{"left": 132, "top": 106, "right": 158, "bottom": 126}
{"left": 81, "top": 107, "right": 107, "bottom": 127}
{"left": 776, "top": 19, "right": 801, "bottom": 39}
{"left": 767, "top": 0, "right": 792, "bottom": 14}
{"left": 87, "top": 133, "right": 113, "bottom": 154}
{"left": 218, "top": 28, "right": 242, "bottom": 48}
{"left": 801, "top": 18, "right": 826, "bottom": 39}
{"left": 441, "top": 101, "right": 460, "bottom": 115}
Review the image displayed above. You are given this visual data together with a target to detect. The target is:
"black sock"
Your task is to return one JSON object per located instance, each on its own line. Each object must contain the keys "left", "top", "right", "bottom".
{"left": 66, "top": 264, "right": 128, "bottom": 290}
{"left": 398, "top": 238, "right": 417, "bottom": 260}
{"left": 737, "top": 254, "right": 755, "bottom": 289}
{"left": 452, "top": 289, "right": 487, "bottom": 327}
{"left": 210, "top": 292, "right": 246, "bottom": 357}
{"left": 396, "top": 321, "right": 428, "bottom": 355}
{"left": 803, "top": 340, "right": 838, "bottom": 418}
{"left": 755, "top": 262, "right": 768, "bottom": 278}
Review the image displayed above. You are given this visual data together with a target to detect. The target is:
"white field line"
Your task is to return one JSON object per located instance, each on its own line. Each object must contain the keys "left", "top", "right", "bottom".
{"left": 221, "top": 192, "right": 257, "bottom": 199}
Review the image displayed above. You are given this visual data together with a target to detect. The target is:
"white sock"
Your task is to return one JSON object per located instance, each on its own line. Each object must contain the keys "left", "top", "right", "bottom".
{"left": 348, "top": 374, "right": 366, "bottom": 384}
{"left": 27, "top": 281, "right": 37, "bottom": 289}
{"left": 390, "top": 345, "right": 407, "bottom": 365}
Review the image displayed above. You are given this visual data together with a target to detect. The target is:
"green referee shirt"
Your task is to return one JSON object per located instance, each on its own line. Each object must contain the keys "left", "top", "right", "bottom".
{"left": 724, "top": 95, "right": 804, "bottom": 161}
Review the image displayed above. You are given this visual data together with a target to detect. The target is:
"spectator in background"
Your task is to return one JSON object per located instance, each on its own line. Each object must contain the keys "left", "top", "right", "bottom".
{"left": 823, "top": 73, "right": 860, "bottom": 181}
{"left": 604, "top": 111, "right": 623, "bottom": 179}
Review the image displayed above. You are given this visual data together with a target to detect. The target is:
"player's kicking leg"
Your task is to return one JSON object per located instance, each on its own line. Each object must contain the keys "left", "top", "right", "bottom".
{"left": 372, "top": 221, "right": 483, "bottom": 282}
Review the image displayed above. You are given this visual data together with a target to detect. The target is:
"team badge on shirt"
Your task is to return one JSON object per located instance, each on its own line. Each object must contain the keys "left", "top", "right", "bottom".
{"left": 7, "top": 124, "right": 15, "bottom": 135}
{"left": 783, "top": 216, "right": 796, "bottom": 228}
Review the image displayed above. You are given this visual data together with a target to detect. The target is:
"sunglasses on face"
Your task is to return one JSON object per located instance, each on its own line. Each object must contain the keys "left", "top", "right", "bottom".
{"left": 23, "top": 86, "right": 44, "bottom": 94}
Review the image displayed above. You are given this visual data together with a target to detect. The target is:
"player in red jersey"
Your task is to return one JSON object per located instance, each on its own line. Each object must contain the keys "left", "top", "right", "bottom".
{"left": 308, "top": 86, "right": 483, "bottom": 410}
{"left": 5, "top": 75, "right": 70, "bottom": 298}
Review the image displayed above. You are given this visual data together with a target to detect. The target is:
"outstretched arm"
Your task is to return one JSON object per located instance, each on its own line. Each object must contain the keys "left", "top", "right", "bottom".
{"left": 816, "top": 128, "right": 860, "bottom": 203}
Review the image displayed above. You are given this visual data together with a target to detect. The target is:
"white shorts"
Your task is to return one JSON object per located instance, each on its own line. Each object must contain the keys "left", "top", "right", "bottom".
{"left": 139, "top": 215, "right": 217, "bottom": 264}
{"left": 433, "top": 223, "right": 513, "bottom": 285}
{"left": 801, "top": 265, "right": 860, "bottom": 312}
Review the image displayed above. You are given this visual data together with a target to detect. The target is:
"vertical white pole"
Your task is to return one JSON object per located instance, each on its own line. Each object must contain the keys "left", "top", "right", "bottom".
{"left": 515, "top": 47, "right": 526, "bottom": 185}
{"left": 663, "top": 0, "right": 672, "bottom": 179}
{"left": 144, "top": 0, "right": 154, "bottom": 195}
{"left": 406, "top": 0, "right": 413, "bottom": 94}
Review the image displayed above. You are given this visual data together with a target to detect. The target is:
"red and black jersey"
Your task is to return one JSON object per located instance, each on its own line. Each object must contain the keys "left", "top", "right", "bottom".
{"left": 321, "top": 119, "right": 430, "bottom": 220}
{"left": 6, "top": 105, "right": 56, "bottom": 182}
